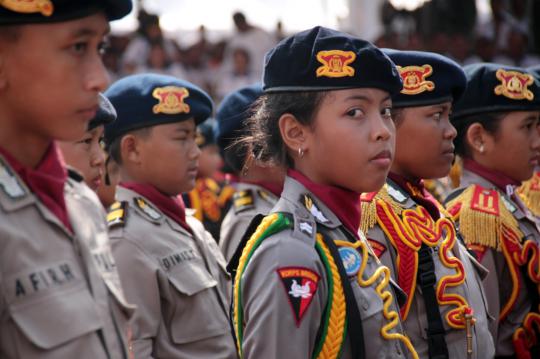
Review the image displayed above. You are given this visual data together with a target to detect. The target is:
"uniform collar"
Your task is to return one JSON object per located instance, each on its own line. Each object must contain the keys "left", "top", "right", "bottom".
{"left": 463, "top": 158, "right": 521, "bottom": 192}
{"left": 387, "top": 172, "right": 441, "bottom": 220}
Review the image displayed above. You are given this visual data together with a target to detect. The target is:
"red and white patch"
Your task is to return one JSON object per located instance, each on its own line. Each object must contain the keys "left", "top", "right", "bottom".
{"left": 276, "top": 267, "right": 320, "bottom": 327}
{"left": 368, "top": 239, "right": 387, "bottom": 258}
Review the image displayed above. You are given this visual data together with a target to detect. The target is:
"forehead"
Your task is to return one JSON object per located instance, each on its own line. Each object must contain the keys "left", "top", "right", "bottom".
{"left": 323, "top": 87, "right": 391, "bottom": 105}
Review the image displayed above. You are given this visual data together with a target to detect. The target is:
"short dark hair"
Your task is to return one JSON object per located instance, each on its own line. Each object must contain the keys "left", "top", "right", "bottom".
{"left": 454, "top": 112, "right": 506, "bottom": 158}
{"left": 241, "top": 91, "right": 326, "bottom": 168}
{"left": 107, "top": 127, "right": 152, "bottom": 165}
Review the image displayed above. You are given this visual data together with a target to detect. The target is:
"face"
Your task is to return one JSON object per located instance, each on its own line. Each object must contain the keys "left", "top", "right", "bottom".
{"left": 299, "top": 88, "right": 395, "bottom": 193}
{"left": 97, "top": 156, "right": 119, "bottom": 208}
{"left": 481, "top": 111, "right": 540, "bottom": 181}
{"left": 138, "top": 120, "right": 201, "bottom": 195}
{"left": 197, "top": 144, "right": 223, "bottom": 178}
{"left": 391, "top": 102, "right": 456, "bottom": 180}
{"left": 58, "top": 125, "right": 106, "bottom": 191}
{"left": 0, "top": 13, "right": 110, "bottom": 142}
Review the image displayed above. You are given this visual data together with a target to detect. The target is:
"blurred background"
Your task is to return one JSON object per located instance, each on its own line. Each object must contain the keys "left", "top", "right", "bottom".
{"left": 105, "top": 0, "right": 540, "bottom": 104}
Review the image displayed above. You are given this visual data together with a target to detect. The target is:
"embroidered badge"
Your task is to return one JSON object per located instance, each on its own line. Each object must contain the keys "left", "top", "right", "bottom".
{"left": 470, "top": 187, "right": 499, "bottom": 215}
{"left": 277, "top": 267, "right": 320, "bottom": 327}
{"left": 233, "top": 190, "right": 254, "bottom": 214}
{"left": 387, "top": 185, "right": 407, "bottom": 203}
{"left": 316, "top": 50, "right": 356, "bottom": 78}
{"left": 397, "top": 65, "right": 435, "bottom": 95}
{"left": 152, "top": 86, "right": 190, "bottom": 114}
{"left": 299, "top": 220, "right": 313, "bottom": 235}
{"left": 494, "top": 69, "right": 534, "bottom": 101}
{"left": 0, "top": 158, "right": 26, "bottom": 199}
{"left": 107, "top": 201, "right": 127, "bottom": 227}
{"left": 134, "top": 197, "right": 162, "bottom": 221}
{"left": 339, "top": 247, "right": 362, "bottom": 277}
{"left": 302, "top": 194, "right": 329, "bottom": 223}
{"left": 367, "top": 239, "right": 387, "bottom": 258}
{"left": 0, "top": 0, "right": 53, "bottom": 16}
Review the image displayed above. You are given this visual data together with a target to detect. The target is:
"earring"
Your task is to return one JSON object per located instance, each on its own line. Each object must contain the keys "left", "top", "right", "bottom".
{"left": 479, "top": 144, "right": 484, "bottom": 153}
{"left": 298, "top": 148, "right": 305, "bottom": 158}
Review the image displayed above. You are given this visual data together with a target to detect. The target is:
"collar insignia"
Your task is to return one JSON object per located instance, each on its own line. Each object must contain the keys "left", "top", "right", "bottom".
{"left": 339, "top": 247, "right": 362, "bottom": 277}
{"left": 494, "top": 69, "right": 534, "bottom": 101}
{"left": 1, "top": 0, "right": 53, "bottom": 16}
{"left": 387, "top": 184, "right": 407, "bottom": 203}
{"left": 0, "top": 158, "right": 26, "bottom": 199}
{"left": 316, "top": 50, "right": 356, "bottom": 78}
{"left": 299, "top": 220, "right": 313, "bottom": 235}
{"left": 501, "top": 195, "right": 517, "bottom": 213}
{"left": 134, "top": 197, "right": 162, "bottom": 221}
{"left": 398, "top": 64, "right": 435, "bottom": 95}
{"left": 152, "top": 86, "right": 190, "bottom": 114}
{"left": 303, "top": 194, "right": 329, "bottom": 223}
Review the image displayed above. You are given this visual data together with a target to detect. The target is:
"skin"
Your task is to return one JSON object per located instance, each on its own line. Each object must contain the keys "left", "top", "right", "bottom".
{"left": 58, "top": 125, "right": 106, "bottom": 192}
{"left": 197, "top": 144, "right": 223, "bottom": 179}
{"left": 119, "top": 120, "right": 201, "bottom": 196}
{"left": 280, "top": 88, "right": 395, "bottom": 193}
{"left": 466, "top": 111, "right": 540, "bottom": 182}
{"left": 391, "top": 101, "right": 456, "bottom": 180}
{"left": 97, "top": 157, "right": 120, "bottom": 208}
{"left": 0, "top": 13, "right": 110, "bottom": 168}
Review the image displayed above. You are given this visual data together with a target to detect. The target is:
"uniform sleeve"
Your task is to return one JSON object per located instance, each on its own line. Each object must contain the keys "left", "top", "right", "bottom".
{"left": 220, "top": 212, "right": 254, "bottom": 263}
{"left": 111, "top": 237, "right": 160, "bottom": 359}
{"left": 239, "top": 232, "right": 327, "bottom": 359}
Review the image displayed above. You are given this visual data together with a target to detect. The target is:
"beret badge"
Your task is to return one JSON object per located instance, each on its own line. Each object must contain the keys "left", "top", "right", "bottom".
{"left": 152, "top": 86, "right": 191, "bottom": 115}
{"left": 494, "top": 69, "right": 534, "bottom": 101}
{"left": 398, "top": 64, "right": 435, "bottom": 95}
{"left": 0, "top": 0, "right": 53, "bottom": 16}
{"left": 316, "top": 50, "right": 356, "bottom": 78}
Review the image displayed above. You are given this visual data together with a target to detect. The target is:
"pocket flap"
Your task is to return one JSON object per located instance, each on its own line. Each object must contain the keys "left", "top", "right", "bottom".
{"left": 10, "top": 284, "right": 102, "bottom": 349}
{"left": 167, "top": 259, "right": 217, "bottom": 296}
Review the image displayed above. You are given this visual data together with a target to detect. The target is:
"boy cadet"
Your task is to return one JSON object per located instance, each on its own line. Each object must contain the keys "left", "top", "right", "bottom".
{"left": 104, "top": 73, "right": 238, "bottom": 358}
{"left": 0, "top": 1, "right": 134, "bottom": 358}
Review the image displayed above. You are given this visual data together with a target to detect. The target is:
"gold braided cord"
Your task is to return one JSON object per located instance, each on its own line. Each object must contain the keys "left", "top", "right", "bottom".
{"left": 446, "top": 185, "right": 522, "bottom": 251}
{"left": 360, "top": 184, "right": 404, "bottom": 234}
{"left": 334, "top": 240, "right": 419, "bottom": 359}
{"left": 517, "top": 172, "right": 540, "bottom": 217}
{"left": 314, "top": 234, "right": 346, "bottom": 359}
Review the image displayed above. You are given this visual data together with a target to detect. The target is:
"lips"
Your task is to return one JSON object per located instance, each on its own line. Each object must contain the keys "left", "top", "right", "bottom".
{"left": 442, "top": 146, "right": 455, "bottom": 155}
{"left": 371, "top": 149, "right": 392, "bottom": 161}
{"left": 78, "top": 104, "right": 99, "bottom": 120}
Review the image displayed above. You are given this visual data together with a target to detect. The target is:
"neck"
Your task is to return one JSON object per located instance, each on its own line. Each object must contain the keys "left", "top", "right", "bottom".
{"left": 389, "top": 166, "right": 420, "bottom": 184}
{"left": 0, "top": 118, "right": 51, "bottom": 168}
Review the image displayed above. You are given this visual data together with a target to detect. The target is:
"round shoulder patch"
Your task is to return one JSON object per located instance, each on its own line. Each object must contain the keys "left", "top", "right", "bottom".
{"left": 338, "top": 247, "right": 361, "bottom": 277}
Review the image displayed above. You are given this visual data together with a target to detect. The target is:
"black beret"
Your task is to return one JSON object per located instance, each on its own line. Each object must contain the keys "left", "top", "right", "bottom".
{"left": 88, "top": 93, "right": 116, "bottom": 131}
{"left": 383, "top": 49, "right": 467, "bottom": 108}
{"left": 0, "top": 0, "right": 132, "bottom": 25}
{"left": 452, "top": 63, "right": 540, "bottom": 120}
{"left": 529, "top": 65, "right": 540, "bottom": 80}
{"left": 215, "top": 83, "right": 262, "bottom": 151}
{"left": 196, "top": 118, "right": 216, "bottom": 148}
{"left": 104, "top": 73, "right": 213, "bottom": 144}
{"left": 262, "top": 26, "right": 402, "bottom": 94}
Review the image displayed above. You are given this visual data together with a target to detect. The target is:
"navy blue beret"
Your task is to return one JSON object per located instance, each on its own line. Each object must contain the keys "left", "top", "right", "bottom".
{"left": 104, "top": 73, "right": 213, "bottom": 143}
{"left": 452, "top": 63, "right": 540, "bottom": 120}
{"left": 196, "top": 118, "right": 216, "bottom": 148}
{"left": 529, "top": 65, "right": 540, "bottom": 80}
{"left": 382, "top": 49, "right": 467, "bottom": 108}
{"left": 88, "top": 93, "right": 116, "bottom": 131}
{"left": 215, "top": 83, "right": 262, "bottom": 151}
{"left": 263, "top": 26, "right": 402, "bottom": 94}
{"left": 0, "top": 0, "right": 132, "bottom": 24}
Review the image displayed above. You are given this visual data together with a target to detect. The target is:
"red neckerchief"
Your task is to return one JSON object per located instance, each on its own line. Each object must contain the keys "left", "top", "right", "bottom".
{"left": 243, "top": 180, "right": 283, "bottom": 197}
{"left": 288, "top": 169, "right": 361, "bottom": 239}
{"left": 0, "top": 143, "right": 72, "bottom": 231}
{"left": 388, "top": 172, "right": 441, "bottom": 220}
{"left": 120, "top": 182, "right": 192, "bottom": 234}
{"left": 463, "top": 158, "right": 521, "bottom": 192}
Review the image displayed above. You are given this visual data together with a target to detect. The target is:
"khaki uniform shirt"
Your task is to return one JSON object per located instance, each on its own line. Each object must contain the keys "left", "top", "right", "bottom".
{"left": 109, "top": 187, "right": 238, "bottom": 359}
{"left": 219, "top": 183, "right": 278, "bottom": 263}
{"left": 0, "top": 158, "right": 133, "bottom": 359}
{"left": 451, "top": 169, "right": 540, "bottom": 356}
{"left": 237, "top": 176, "right": 414, "bottom": 359}
{"left": 363, "top": 180, "right": 494, "bottom": 359}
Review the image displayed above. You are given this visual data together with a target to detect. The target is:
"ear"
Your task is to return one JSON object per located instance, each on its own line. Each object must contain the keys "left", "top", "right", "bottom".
{"left": 278, "top": 113, "right": 311, "bottom": 159}
{"left": 466, "top": 122, "right": 493, "bottom": 155}
{"left": 120, "top": 134, "right": 142, "bottom": 165}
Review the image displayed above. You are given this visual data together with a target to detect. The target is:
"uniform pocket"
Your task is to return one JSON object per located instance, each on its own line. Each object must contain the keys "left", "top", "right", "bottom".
{"left": 166, "top": 259, "right": 230, "bottom": 343}
{"left": 9, "top": 283, "right": 102, "bottom": 349}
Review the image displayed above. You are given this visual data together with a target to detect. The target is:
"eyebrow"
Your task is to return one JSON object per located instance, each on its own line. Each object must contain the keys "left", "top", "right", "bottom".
{"left": 344, "top": 95, "right": 392, "bottom": 104}
{"left": 70, "top": 24, "right": 111, "bottom": 38}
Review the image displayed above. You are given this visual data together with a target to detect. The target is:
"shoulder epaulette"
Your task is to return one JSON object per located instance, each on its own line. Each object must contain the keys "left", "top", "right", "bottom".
{"left": 445, "top": 184, "right": 523, "bottom": 251}
{"left": 233, "top": 189, "right": 255, "bottom": 214}
{"left": 517, "top": 172, "right": 540, "bottom": 217}
{"left": 359, "top": 184, "right": 406, "bottom": 233}
{"left": 107, "top": 201, "right": 128, "bottom": 228}
{"left": 217, "top": 184, "right": 235, "bottom": 207}
{"left": 66, "top": 167, "right": 84, "bottom": 182}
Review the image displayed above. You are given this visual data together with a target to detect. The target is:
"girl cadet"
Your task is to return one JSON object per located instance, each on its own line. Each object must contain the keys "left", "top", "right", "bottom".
{"left": 58, "top": 94, "right": 116, "bottom": 192}
{"left": 233, "top": 26, "right": 419, "bottom": 359}
{"left": 215, "top": 84, "right": 285, "bottom": 263}
{"left": 445, "top": 63, "right": 540, "bottom": 358}
{"left": 359, "top": 49, "right": 494, "bottom": 359}
{"left": 0, "top": 2, "right": 133, "bottom": 359}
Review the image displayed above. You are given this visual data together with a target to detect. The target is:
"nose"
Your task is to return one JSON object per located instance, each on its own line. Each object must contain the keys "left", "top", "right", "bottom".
{"left": 190, "top": 141, "right": 201, "bottom": 161}
{"left": 372, "top": 113, "right": 394, "bottom": 142}
{"left": 91, "top": 143, "right": 106, "bottom": 167}
{"left": 443, "top": 117, "right": 457, "bottom": 140}
{"left": 85, "top": 55, "right": 109, "bottom": 93}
